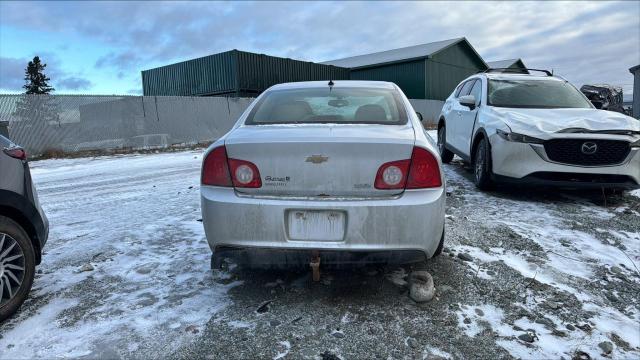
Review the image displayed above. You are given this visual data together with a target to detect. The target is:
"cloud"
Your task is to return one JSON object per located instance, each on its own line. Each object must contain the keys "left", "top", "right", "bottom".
{"left": 0, "top": 56, "right": 26, "bottom": 91}
{"left": 1, "top": 1, "right": 638, "bottom": 95}
{"left": 0, "top": 53, "right": 93, "bottom": 92}
{"left": 95, "top": 51, "right": 142, "bottom": 70}
{"left": 56, "top": 76, "right": 92, "bottom": 91}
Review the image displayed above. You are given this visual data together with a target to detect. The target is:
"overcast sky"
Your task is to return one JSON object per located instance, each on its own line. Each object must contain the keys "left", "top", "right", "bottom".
{"left": 1, "top": 1, "right": 638, "bottom": 97}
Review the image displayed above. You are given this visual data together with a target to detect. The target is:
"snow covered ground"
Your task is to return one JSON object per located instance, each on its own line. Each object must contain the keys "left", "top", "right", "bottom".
{"left": 0, "top": 149, "right": 638, "bottom": 359}
{"left": 0, "top": 151, "right": 240, "bottom": 358}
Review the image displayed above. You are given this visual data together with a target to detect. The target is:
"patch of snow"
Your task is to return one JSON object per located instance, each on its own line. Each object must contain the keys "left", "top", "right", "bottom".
{"left": 228, "top": 320, "right": 255, "bottom": 329}
{"left": 341, "top": 312, "right": 354, "bottom": 324}
{"left": 446, "top": 163, "right": 640, "bottom": 359}
{"left": 583, "top": 302, "right": 640, "bottom": 349}
{"left": 423, "top": 345, "right": 452, "bottom": 359}
{"left": 0, "top": 151, "right": 241, "bottom": 359}
{"left": 456, "top": 304, "right": 512, "bottom": 338}
{"left": 273, "top": 340, "right": 291, "bottom": 360}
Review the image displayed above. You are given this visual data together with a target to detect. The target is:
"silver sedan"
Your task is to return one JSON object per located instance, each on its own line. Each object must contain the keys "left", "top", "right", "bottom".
{"left": 201, "top": 81, "right": 445, "bottom": 269}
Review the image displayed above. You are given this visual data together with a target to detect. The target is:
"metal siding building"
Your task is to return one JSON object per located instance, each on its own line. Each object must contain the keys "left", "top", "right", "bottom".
{"left": 350, "top": 60, "right": 426, "bottom": 98}
{"left": 486, "top": 58, "right": 527, "bottom": 71}
{"left": 630, "top": 64, "right": 640, "bottom": 119}
{"left": 142, "top": 50, "right": 350, "bottom": 96}
{"left": 323, "top": 38, "right": 488, "bottom": 100}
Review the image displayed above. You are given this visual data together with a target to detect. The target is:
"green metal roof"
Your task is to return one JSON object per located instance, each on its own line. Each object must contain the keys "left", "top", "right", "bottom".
{"left": 486, "top": 58, "right": 527, "bottom": 69}
{"left": 322, "top": 37, "right": 488, "bottom": 70}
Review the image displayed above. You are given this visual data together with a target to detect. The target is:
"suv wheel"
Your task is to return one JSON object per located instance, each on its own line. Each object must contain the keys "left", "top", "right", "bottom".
{"left": 437, "top": 125, "right": 454, "bottom": 163}
{"left": 474, "top": 138, "right": 494, "bottom": 190}
{"left": 0, "top": 215, "right": 36, "bottom": 322}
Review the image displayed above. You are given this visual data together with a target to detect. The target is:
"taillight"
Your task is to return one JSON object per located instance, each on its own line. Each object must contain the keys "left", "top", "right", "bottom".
{"left": 374, "top": 147, "right": 442, "bottom": 190}
{"left": 228, "top": 158, "right": 261, "bottom": 188}
{"left": 406, "top": 147, "right": 442, "bottom": 189}
{"left": 3, "top": 147, "right": 27, "bottom": 161}
{"left": 202, "top": 146, "right": 232, "bottom": 186}
{"left": 375, "top": 159, "right": 410, "bottom": 189}
{"left": 201, "top": 145, "right": 262, "bottom": 188}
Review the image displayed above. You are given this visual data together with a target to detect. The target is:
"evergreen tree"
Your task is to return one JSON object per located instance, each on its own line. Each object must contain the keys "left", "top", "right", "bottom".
{"left": 23, "top": 56, "right": 54, "bottom": 94}
{"left": 13, "top": 56, "right": 61, "bottom": 152}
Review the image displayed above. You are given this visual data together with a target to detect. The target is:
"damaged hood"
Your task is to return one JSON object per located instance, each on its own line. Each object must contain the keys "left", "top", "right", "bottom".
{"left": 488, "top": 107, "right": 640, "bottom": 137}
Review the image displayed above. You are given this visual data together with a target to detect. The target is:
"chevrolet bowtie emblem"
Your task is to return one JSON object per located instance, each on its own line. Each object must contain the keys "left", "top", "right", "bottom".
{"left": 305, "top": 155, "right": 329, "bottom": 164}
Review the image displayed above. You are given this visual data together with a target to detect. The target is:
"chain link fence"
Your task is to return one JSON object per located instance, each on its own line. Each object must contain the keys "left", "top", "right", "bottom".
{"left": 0, "top": 95, "right": 442, "bottom": 157}
{"left": 0, "top": 95, "right": 254, "bottom": 156}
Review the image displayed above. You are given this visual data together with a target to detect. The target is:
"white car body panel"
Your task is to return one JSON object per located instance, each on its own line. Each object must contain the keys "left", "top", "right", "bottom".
{"left": 438, "top": 73, "right": 640, "bottom": 188}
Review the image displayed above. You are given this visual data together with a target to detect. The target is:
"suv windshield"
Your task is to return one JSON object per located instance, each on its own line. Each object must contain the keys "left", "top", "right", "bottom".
{"left": 245, "top": 87, "right": 407, "bottom": 125}
{"left": 487, "top": 79, "right": 592, "bottom": 109}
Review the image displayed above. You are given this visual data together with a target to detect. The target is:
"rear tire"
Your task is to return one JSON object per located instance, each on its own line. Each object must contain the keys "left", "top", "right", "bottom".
{"left": 473, "top": 138, "right": 493, "bottom": 190}
{"left": 0, "top": 215, "right": 36, "bottom": 322}
{"left": 437, "top": 125, "right": 454, "bottom": 164}
{"left": 432, "top": 229, "right": 445, "bottom": 257}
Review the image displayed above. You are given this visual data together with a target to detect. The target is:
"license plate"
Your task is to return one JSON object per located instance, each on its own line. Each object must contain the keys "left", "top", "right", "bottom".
{"left": 287, "top": 210, "right": 345, "bottom": 241}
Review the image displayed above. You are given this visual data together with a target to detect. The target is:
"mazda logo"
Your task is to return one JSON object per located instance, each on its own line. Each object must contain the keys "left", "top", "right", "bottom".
{"left": 581, "top": 142, "right": 598, "bottom": 155}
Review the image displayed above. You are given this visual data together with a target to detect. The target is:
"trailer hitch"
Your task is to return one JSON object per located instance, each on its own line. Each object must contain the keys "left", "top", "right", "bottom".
{"left": 310, "top": 250, "right": 321, "bottom": 282}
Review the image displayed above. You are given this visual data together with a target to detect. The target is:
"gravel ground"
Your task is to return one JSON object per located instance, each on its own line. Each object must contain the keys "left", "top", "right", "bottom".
{"left": 0, "top": 149, "right": 638, "bottom": 360}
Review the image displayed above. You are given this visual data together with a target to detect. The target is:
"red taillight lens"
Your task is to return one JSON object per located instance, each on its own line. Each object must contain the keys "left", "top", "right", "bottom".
{"left": 406, "top": 147, "right": 442, "bottom": 189}
{"left": 201, "top": 145, "right": 262, "bottom": 188}
{"left": 202, "top": 146, "right": 232, "bottom": 186}
{"left": 374, "top": 147, "right": 441, "bottom": 190}
{"left": 375, "top": 159, "right": 410, "bottom": 189}
{"left": 3, "top": 147, "right": 27, "bottom": 161}
{"left": 228, "top": 158, "right": 262, "bottom": 188}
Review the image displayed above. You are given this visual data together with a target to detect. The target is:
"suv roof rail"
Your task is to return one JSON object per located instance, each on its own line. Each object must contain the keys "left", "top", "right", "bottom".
{"left": 480, "top": 68, "right": 553, "bottom": 76}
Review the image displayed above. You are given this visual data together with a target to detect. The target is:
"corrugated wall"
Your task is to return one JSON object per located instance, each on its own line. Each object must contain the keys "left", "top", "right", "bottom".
{"left": 142, "top": 51, "right": 349, "bottom": 97}
{"left": 425, "top": 43, "right": 487, "bottom": 100}
{"left": 236, "top": 51, "right": 350, "bottom": 94}
{"left": 142, "top": 51, "right": 238, "bottom": 96}
{"left": 349, "top": 60, "right": 426, "bottom": 99}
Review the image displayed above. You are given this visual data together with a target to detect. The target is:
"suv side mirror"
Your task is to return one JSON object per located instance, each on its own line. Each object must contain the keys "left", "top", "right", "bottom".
{"left": 459, "top": 95, "right": 476, "bottom": 110}
{"left": 416, "top": 112, "right": 423, "bottom": 121}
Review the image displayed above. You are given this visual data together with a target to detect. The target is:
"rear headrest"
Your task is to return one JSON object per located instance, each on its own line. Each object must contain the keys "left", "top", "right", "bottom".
{"left": 355, "top": 104, "right": 387, "bottom": 122}
{"left": 270, "top": 101, "right": 312, "bottom": 122}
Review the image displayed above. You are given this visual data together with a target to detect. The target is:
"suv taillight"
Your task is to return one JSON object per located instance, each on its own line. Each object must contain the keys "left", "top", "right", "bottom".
{"left": 3, "top": 147, "right": 27, "bottom": 161}
{"left": 374, "top": 147, "right": 441, "bottom": 190}
{"left": 201, "top": 145, "right": 262, "bottom": 188}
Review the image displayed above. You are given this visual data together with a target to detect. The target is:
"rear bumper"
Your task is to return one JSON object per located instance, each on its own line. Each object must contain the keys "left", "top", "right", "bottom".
{"left": 214, "top": 247, "right": 428, "bottom": 267}
{"left": 490, "top": 134, "right": 640, "bottom": 189}
{"left": 201, "top": 187, "right": 445, "bottom": 259}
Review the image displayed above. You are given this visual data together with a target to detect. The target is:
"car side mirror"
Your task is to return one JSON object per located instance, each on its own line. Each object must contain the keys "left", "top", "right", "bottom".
{"left": 459, "top": 95, "right": 476, "bottom": 110}
{"left": 416, "top": 112, "right": 423, "bottom": 121}
{"left": 590, "top": 100, "right": 603, "bottom": 109}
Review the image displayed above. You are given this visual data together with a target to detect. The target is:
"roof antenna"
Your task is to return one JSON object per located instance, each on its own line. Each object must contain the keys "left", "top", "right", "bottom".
{"left": 328, "top": 80, "right": 334, "bottom": 92}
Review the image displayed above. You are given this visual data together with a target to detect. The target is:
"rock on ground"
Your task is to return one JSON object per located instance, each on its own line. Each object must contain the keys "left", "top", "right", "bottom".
{"left": 409, "top": 270, "right": 435, "bottom": 302}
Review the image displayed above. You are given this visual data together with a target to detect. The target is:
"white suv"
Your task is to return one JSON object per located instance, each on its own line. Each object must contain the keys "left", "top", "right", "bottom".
{"left": 437, "top": 69, "right": 640, "bottom": 190}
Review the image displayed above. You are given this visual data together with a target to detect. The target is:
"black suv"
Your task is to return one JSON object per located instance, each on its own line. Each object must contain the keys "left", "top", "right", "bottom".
{"left": 0, "top": 135, "right": 48, "bottom": 321}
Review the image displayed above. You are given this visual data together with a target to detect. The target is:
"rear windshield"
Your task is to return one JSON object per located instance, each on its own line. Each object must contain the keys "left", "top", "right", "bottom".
{"left": 487, "top": 79, "right": 592, "bottom": 109}
{"left": 245, "top": 87, "right": 408, "bottom": 125}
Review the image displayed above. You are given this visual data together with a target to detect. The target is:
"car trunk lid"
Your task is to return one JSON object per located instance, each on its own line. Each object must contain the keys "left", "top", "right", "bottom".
{"left": 224, "top": 124, "right": 415, "bottom": 197}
